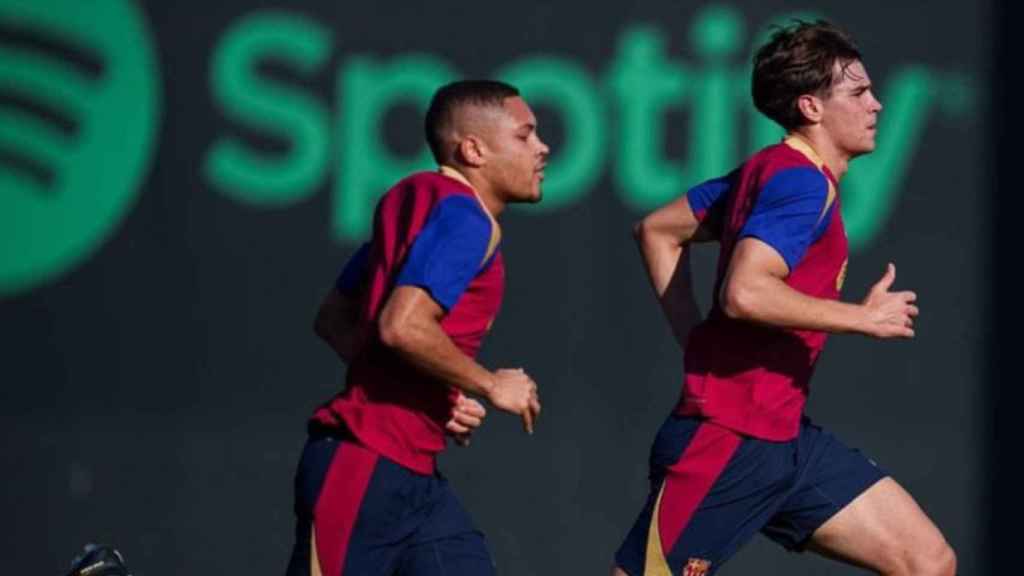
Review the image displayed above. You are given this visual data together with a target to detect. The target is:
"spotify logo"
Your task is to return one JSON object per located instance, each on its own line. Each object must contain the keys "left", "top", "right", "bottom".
{"left": 205, "top": 7, "right": 971, "bottom": 248}
{"left": 0, "top": 1, "right": 973, "bottom": 299}
{"left": 0, "top": 0, "right": 161, "bottom": 297}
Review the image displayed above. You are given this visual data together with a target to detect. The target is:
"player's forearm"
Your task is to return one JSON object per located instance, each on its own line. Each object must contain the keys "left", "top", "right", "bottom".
{"left": 378, "top": 317, "right": 495, "bottom": 398}
{"left": 720, "top": 273, "right": 868, "bottom": 334}
{"left": 634, "top": 221, "right": 685, "bottom": 299}
{"left": 636, "top": 231, "right": 703, "bottom": 347}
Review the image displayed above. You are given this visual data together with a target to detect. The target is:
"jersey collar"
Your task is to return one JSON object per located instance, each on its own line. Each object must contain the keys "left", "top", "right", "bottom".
{"left": 783, "top": 135, "right": 839, "bottom": 186}
{"left": 438, "top": 165, "right": 500, "bottom": 221}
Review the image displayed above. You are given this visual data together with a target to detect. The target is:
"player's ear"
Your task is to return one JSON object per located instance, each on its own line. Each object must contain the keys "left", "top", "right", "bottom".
{"left": 457, "top": 135, "right": 486, "bottom": 168}
{"left": 796, "top": 94, "right": 823, "bottom": 124}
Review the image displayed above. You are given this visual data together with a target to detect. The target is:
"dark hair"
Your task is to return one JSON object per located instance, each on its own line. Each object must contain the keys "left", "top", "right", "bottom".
{"left": 752, "top": 20, "right": 862, "bottom": 130}
{"left": 424, "top": 80, "right": 520, "bottom": 164}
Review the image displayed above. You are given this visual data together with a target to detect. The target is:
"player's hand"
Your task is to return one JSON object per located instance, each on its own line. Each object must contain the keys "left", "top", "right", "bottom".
{"left": 487, "top": 368, "right": 541, "bottom": 434}
{"left": 445, "top": 393, "right": 487, "bottom": 447}
{"left": 860, "top": 263, "right": 918, "bottom": 338}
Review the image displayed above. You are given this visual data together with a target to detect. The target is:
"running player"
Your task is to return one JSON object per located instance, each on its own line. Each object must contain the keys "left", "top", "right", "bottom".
{"left": 613, "top": 21, "right": 955, "bottom": 576}
{"left": 286, "top": 80, "right": 547, "bottom": 576}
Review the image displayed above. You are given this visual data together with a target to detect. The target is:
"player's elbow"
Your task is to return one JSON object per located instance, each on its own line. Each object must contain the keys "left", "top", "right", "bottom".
{"left": 632, "top": 219, "right": 647, "bottom": 248}
{"left": 633, "top": 214, "right": 662, "bottom": 245}
{"left": 720, "top": 279, "right": 760, "bottom": 321}
{"left": 378, "top": 312, "right": 425, "bottom": 353}
{"left": 633, "top": 216, "right": 673, "bottom": 257}
{"left": 377, "top": 315, "right": 407, "bottom": 351}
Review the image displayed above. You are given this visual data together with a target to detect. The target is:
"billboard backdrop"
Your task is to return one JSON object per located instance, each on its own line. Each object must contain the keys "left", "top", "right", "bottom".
{"left": 0, "top": 0, "right": 991, "bottom": 574}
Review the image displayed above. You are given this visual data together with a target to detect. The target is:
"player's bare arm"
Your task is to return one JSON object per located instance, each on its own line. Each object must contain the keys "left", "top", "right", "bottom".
{"left": 378, "top": 284, "right": 541, "bottom": 434}
{"left": 720, "top": 237, "right": 918, "bottom": 338}
{"left": 313, "top": 288, "right": 362, "bottom": 363}
{"left": 635, "top": 195, "right": 718, "bottom": 347}
{"left": 634, "top": 195, "right": 718, "bottom": 296}
{"left": 314, "top": 283, "right": 488, "bottom": 444}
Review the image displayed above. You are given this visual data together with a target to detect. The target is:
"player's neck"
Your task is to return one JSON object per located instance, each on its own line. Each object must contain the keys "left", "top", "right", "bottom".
{"left": 787, "top": 130, "right": 850, "bottom": 181}
{"left": 438, "top": 165, "right": 506, "bottom": 218}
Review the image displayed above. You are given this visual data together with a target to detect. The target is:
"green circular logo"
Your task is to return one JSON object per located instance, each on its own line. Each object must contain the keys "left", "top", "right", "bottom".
{"left": 0, "top": 0, "right": 161, "bottom": 297}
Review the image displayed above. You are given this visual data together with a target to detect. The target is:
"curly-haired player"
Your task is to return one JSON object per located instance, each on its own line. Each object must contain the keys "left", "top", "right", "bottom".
{"left": 613, "top": 20, "right": 955, "bottom": 576}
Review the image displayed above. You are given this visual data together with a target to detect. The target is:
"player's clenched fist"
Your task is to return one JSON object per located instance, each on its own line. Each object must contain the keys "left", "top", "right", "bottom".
{"left": 860, "top": 263, "right": 919, "bottom": 339}
{"left": 446, "top": 393, "right": 487, "bottom": 447}
{"left": 487, "top": 368, "right": 541, "bottom": 434}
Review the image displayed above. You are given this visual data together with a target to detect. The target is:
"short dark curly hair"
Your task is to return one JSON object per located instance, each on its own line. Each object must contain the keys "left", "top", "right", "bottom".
{"left": 752, "top": 20, "right": 862, "bottom": 131}
{"left": 424, "top": 80, "right": 520, "bottom": 165}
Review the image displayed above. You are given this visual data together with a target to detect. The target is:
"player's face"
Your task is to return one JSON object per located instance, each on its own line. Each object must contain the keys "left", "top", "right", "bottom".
{"left": 483, "top": 96, "right": 549, "bottom": 204}
{"left": 819, "top": 59, "right": 883, "bottom": 158}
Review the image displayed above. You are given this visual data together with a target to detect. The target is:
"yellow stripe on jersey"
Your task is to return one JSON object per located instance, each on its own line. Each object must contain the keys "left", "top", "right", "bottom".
{"left": 783, "top": 136, "right": 836, "bottom": 226}
{"left": 311, "top": 525, "right": 323, "bottom": 576}
{"left": 439, "top": 165, "right": 502, "bottom": 269}
{"left": 644, "top": 483, "right": 674, "bottom": 576}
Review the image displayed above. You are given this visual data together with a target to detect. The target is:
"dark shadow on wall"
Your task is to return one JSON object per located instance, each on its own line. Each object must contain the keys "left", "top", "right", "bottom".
{"left": 991, "top": 0, "right": 1019, "bottom": 573}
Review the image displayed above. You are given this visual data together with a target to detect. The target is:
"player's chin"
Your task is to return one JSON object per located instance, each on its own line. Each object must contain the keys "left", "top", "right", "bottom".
{"left": 530, "top": 173, "right": 545, "bottom": 203}
{"left": 515, "top": 183, "right": 543, "bottom": 204}
{"left": 863, "top": 132, "right": 878, "bottom": 151}
{"left": 851, "top": 139, "right": 876, "bottom": 157}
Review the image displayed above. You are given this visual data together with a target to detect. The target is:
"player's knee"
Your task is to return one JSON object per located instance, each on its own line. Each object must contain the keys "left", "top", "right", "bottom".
{"left": 884, "top": 538, "right": 956, "bottom": 576}
{"left": 910, "top": 540, "right": 956, "bottom": 576}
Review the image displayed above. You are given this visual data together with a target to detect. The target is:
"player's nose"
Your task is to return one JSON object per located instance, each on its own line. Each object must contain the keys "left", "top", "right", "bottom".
{"left": 869, "top": 91, "right": 882, "bottom": 112}
{"left": 537, "top": 138, "right": 550, "bottom": 157}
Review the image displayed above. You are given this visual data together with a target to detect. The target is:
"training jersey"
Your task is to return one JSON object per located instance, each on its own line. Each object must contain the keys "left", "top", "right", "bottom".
{"left": 312, "top": 167, "right": 503, "bottom": 475}
{"left": 677, "top": 136, "right": 849, "bottom": 441}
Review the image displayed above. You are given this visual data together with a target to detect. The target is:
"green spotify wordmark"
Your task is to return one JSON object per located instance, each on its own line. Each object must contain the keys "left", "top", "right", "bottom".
{"left": 207, "top": 5, "right": 973, "bottom": 250}
{"left": 0, "top": 0, "right": 161, "bottom": 297}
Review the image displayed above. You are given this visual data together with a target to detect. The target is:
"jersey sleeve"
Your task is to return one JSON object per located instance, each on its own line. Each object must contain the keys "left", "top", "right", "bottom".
{"left": 334, "top": 242, "right": 371, "bottom": 295}
{"left": 739, "top": 167, "right": 831, "bottom": 272}
{"left": 686, "top": 170, "right": 736, "bottom": 233}
{"left": 395, "top": 195, "right": 493, "bottom": 311}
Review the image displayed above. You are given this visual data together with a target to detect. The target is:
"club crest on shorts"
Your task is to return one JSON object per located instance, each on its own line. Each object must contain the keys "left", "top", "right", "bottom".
{"left": 683, "top": 557, "right": 711, "bottom": 576}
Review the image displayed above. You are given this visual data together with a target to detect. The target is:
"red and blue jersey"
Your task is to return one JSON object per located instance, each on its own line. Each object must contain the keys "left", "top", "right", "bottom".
{"left": 677, "top": 137, "right": 849, "bottom": 441}
{"left": 312, "top": 168, "right": 503, "bottom": 475}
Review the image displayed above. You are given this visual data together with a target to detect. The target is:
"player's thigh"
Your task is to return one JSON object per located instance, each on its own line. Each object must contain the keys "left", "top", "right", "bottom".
{"left": 615, "top": 417, "right": 794, "bottom": 576}
{"left": 761, "top": 420, "right": 887, "bottom": 553}
{"left": 396, "top": 478, "right": 496, "bottom": 576}
{"left": 614, "top": 472, "right": 777, "bottom": 576}
{"left": 287, "top": 432, "right": 347, "bottom": 576}
{"left": 807, "top": 477, "right": 954, "bottom": 574}
{"left": 396, "top": 531, "right": 495, "bottom": 576}
{"left": 288, "top": 431, "right": 420, "bottom": 576}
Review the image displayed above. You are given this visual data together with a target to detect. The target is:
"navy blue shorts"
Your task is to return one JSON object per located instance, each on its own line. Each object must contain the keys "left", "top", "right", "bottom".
{"left": 615, "top": 415, "right": 887, "bottom": 576}
{"left": 285, "top": 428, "right": 494, "bottom": 576}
